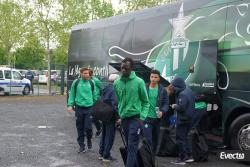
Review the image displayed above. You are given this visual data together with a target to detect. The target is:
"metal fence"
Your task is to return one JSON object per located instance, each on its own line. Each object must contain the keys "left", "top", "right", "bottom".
{"left": 0, "top": 64, "right": 66, "bottom": 96}
{"left": 32, "top": 64, "right": 66, "bottom": 96}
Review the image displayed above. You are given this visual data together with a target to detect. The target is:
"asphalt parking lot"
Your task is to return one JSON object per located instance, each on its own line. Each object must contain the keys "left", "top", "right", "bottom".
{"left": 0, "top": 95, "right": 248, "bottom": 167}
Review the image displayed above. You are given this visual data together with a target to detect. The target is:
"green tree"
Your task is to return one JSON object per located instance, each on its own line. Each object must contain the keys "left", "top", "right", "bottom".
{"left": 55, "top": 0, "right": 116, "bottom": 68}
{"left": 30, "top": 0, "right": 59, "bottom": 65}
{"left": 50, "top": 47, "right": 67, "bottom": 67}
{"left": 55, "top": 0, "right": 90, "bottom": 68}
{"left": 0, "top": 1, "right": 30, "bottom": 66}
{"left": 14, "top": 35, "right": 45, "bottom": 69}
{"left": 0, "top": 47, "right": 7, "bottom": 65}
{"left": 120, "top": 0, "right": 177, "bottom": 12}
{"left": 14, "top": 46, "right": 45, "bottom": 69}
{"left": 89, "top": 0, "right": 115, "bottom": 20}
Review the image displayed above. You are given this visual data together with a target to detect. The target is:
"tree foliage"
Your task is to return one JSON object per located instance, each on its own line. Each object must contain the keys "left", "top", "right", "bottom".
{"left": 0, "top": 0, "right": 30, "bottom": 65}
{"left": 0, "top": 47, "right": 7, "bottom": 65}
{"left": 14, "top": 35, "right": 45, "bottom": 69}
{"left": 120, "top": 0, "right": 177, "bottom": 12}
{"left": 89, "top": 0, "right": 115, "bottom": 20}
{"left": 0, "top": 0, "right": 176, "bottom": 69}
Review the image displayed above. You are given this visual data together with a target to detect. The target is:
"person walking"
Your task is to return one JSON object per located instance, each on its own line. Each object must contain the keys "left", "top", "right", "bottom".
{"left": 67, "top": 67, "right": 97, "bottom": 153}
{"left": 143, "top": 69, "right": 169, "bottom": 153}
{"left": 114, "top": 57, "right": 150, "bottom": 167}
{"left": 170, "top": 76, "right": 195, "bottom": 165}
{"left": 99, "top": 74, "right": 119, "bottom": 162}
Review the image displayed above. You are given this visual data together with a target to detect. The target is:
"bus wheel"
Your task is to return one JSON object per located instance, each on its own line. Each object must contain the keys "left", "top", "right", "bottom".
{"left": 23, "top": 86, "right": 30, "bottom": 95}
{"left": 229, "top": 113, "right": 250, "bottom": 150}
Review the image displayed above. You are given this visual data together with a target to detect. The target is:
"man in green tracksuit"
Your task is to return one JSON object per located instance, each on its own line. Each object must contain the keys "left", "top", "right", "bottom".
{"left": 68, "top": 67, "right": 98, "bottom": 153}
{"left": 114, "top": 57, "right": 150, "bottom": 167}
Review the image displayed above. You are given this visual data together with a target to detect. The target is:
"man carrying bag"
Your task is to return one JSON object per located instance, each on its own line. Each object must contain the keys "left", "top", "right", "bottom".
{"left": 98, "top": 74, "right": 119, "bottom": 162}
{"left": 67, "top": 67, "right": 98, "bottom": 153}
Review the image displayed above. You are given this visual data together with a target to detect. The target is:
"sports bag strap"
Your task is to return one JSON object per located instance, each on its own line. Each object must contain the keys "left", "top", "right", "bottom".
{"left": 74, "top": 78, "right": 94, "bottom": 96}
{"left": 74, "top": 78, "right": 95, "bottom": 106}
{"left": 88, "top": 79, "right": 94, "bottom": 96}
{"left": 118, "top": 126, "right": 127, "bottom": 148}
{"left": 74, "top": 78, "right": 80, "bottom": 96}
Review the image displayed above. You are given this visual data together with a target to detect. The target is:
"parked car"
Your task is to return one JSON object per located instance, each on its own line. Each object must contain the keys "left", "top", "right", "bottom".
{"left": 30, "top": 70, "right": 40, "bottom": 83}
{"left": 38, "top": 70, "right": 60, "bottom": 85}
{"left": 0, "top": 67, "right": 31, "bottom": 95}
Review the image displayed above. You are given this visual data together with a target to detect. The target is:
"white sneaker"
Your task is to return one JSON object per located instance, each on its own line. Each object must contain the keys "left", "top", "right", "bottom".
{"left": 171, "top": 159, "right": 186, "bottom": 165}
{"left": 185, "top": 155, "right": 194, "bottom": 163}
{"left": 185, "top": 157, "right": 194, "bottom": 163}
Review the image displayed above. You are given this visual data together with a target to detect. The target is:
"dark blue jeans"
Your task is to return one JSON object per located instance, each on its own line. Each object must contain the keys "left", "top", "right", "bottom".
{"left": 122, "top": 117, "right": 141, "bottom": 167}
{"left": 75, "top": 106, "right": 93, "bottom": 149}
{"left": 143, "top": 117, "right": 161, "bottom": 153}
{"left": 176, "top": 121, "right": 192, "bottom": 160}
{"left": 99, "top": 120, "right": 116, "bottom": 158}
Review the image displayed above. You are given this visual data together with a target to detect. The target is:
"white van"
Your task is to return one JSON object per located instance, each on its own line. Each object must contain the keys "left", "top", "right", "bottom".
{"left": 0, "top": 67, "right": 31, "bottom": 95}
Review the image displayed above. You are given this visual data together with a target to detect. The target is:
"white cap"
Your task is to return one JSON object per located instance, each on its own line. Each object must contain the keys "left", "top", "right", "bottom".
{"left": 108, "top": 74, "right": 119, "bottom": 82}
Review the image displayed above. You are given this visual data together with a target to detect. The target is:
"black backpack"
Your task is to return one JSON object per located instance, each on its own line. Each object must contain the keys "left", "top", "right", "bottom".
{"left": 119, "top": 127, "right": 156, "bottom": 167}
{"left": 137, "top": 138, "right": 156, "bottom": 167}
{"left": 91, "top": 99, "right": 114, "bottom": 122}
{"left": 191, "top": 129, "right": 208, "bottom": 162}
{"left": 156, "top": 127, "right": 178, "bottom": 157}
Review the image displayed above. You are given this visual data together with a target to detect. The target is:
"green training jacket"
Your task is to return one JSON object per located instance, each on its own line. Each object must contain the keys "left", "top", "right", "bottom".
{"left": 92, "top": 76, "right": 102, "bottom": 99}
{"left": 67, "top": 78, "right": 97, "bottom": 107}
{"left": 114, "top": 71, "right": 149, "bottom": 120}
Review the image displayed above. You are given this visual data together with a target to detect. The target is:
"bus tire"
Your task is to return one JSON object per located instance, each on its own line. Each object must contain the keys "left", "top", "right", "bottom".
{"left": 228, "top": 113, "right": 250, "bottom": 150}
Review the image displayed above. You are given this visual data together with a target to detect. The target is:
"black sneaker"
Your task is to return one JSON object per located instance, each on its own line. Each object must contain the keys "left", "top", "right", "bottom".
{"left": 95, "top": 129, "right": 102, "bottom": 137}
{"left": 87, "top": 140, "right": 92, "bottom": 150}
{"left": 78, "top": 147, "right": 86, "bottom": 154}
{"left": 171, "top": 159, "right": 186, "bottom": 165}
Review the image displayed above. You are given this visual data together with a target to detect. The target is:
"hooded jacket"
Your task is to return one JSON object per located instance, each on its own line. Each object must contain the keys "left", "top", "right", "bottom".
{"left": 114, "top": 71, "right": 150, "bottom": 120}
{"left": 171, "top": 77, "right": 195, "bottom": 123}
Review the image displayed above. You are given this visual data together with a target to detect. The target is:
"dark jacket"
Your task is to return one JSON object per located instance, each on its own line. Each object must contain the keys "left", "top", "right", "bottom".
{"left": 25, "top": 71, "right": 34, "bottom": 81}
{"left": 102, "top": 83, "right": 118, "bottom": 120}
{"left": 171, "top": 77, "right": 195, "bottom": 123}
{"left": 146, "top": 84, "right": 169, "bottom": 114}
